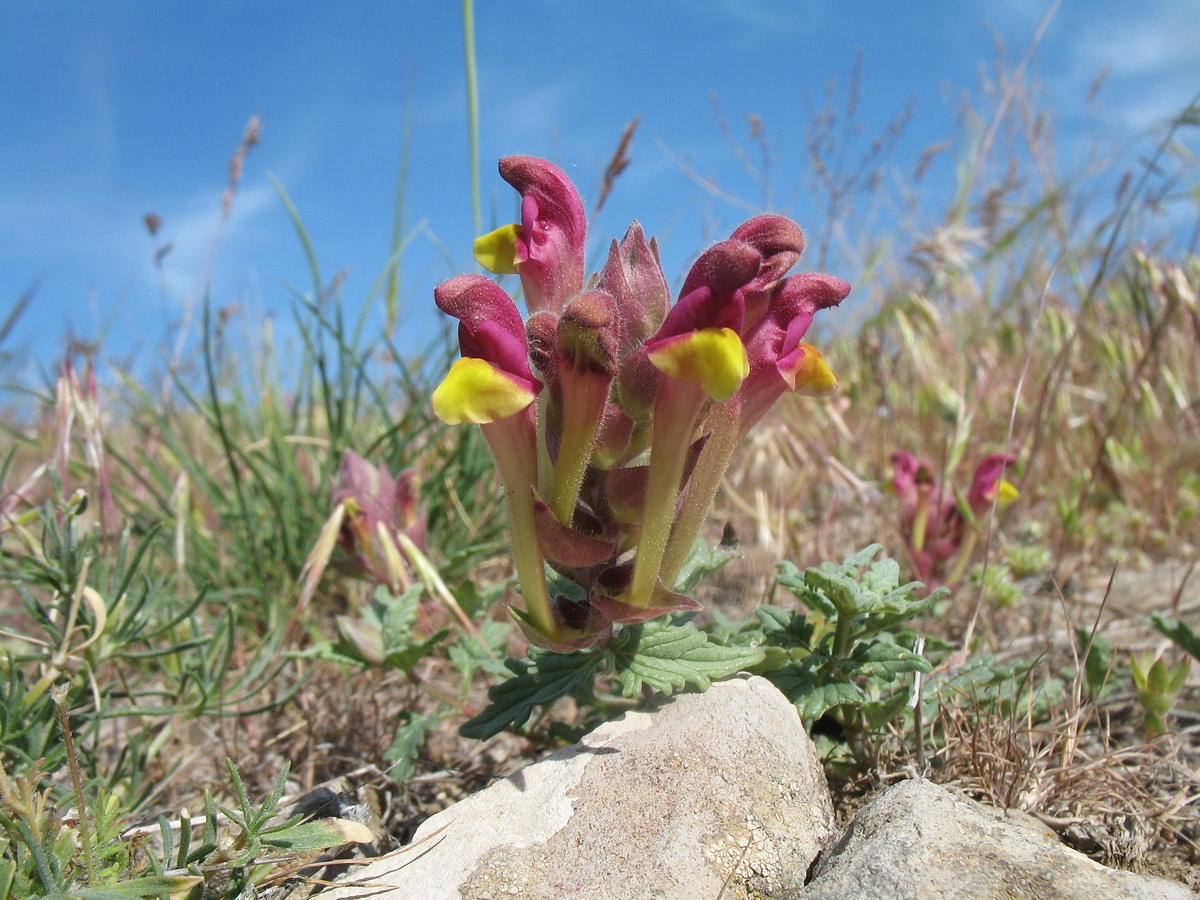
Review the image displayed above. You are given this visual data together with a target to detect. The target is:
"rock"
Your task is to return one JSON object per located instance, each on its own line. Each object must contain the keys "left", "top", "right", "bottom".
{"left": 799, "top": 778, "right": 1197, "bottom": 900}
{"left": 323, "top": 674, "right": 833, "bottom": 900}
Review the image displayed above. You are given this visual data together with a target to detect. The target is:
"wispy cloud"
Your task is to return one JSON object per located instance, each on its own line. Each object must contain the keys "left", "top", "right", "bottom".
{"left": 1058, "top": 3, "right": 1200, "bottom": 131}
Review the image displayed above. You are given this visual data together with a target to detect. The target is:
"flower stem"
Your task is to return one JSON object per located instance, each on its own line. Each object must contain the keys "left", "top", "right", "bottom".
{"left": 660, "top": 399, "right": 740, "bottom": 590}
{"left": 481, "top": 411, "right": 556, "bottom": 639}
{"left": 628, "top": 378, "right": 707, "bottom": 606}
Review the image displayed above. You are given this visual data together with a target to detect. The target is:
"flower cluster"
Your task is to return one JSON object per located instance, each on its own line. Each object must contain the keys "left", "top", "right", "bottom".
{"left": 331, "top": 450, "right": 427, "bottom": 593}
{"left": 890, "top": 450, "right": 1018, "bottom": 593}
{"left": 433, "top": 156, "right": 850, "bottom": 649}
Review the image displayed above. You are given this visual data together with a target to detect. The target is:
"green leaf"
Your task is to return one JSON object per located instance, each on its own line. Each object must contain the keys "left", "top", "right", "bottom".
{"left": 1076, "top": 626, "right": 1114, "bottom": 696}
{"left": 783, "top": 678, "right": 865, "bottom": 720}
{"left": 384, "top": 712, "right": 439, "bottom": 780}
{"left": 860, "top": 692, "right": 912, "bottom": 729}
{"left": 262, "top": 817, "right": 374, "bottom": 852}
{"left": 755, "top": 605, "right": 815, "bottom": 648}
{"left": 42, "top": 874, "right": 205, "bottom": 900}
{"left": 849, "top": 638, "right": 932, "bottom": 683}
{"left": 383, "top": 629, "right": 449, "bottom": 674}
{"left": 606, "top": 619, "right": 765, "bottom": 698}
{"left": 379, "top": 584, "right": 423, "bottom": 646}
{"left": 672, "top": 538, "right": 741, "bottom": 594}
{"left": 459, "top": 649, "right": 603, "bottom": 740}
{"left": 447, "top": 620, "right": 515, "bottom": 681}
{"left": 776, "top": 562, "right": 836, "bottom": 618}
{"left": 1151, "top": 613, "right": 1200, "bottom": 662}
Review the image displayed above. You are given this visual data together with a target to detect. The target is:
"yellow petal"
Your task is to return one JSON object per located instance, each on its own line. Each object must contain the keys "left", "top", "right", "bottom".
{"left": 473, "top": 224, "right": 522, "bottom": 274}
{"left": 432, "top": 357, "right": 536, "bottom": 424}
{"left": 791, "top": 343, "right": 839, "bottom": 396}
{"left": 993, "top": 479, "right": 1020, "bottom": 507}
{"left": 647, "top": 327, "right": 749, "bottom": 402}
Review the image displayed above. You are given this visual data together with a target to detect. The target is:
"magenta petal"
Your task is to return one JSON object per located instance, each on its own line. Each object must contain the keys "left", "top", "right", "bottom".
{"left": 652, "top": 240, "right": 762, "bottom": 343}
{"left": 435, "top": 275, "right": 541, "bottom": 388}
{"left": 730, "top": 215, "right": 806, "bottom": 290}
{"left": 966, "top": 453, "right": 1018, "bottom": 514}
{"left": 679, "top": 240, "right": 763, "bottom": 302}
{"left": 769, "top": 272, "right": 853, "bottom": 325}
{"left": 498, "top": 156, "right": 587, "bottom": 313}
{"left": 891, "top": 451, "right": 921, "bottom": 501}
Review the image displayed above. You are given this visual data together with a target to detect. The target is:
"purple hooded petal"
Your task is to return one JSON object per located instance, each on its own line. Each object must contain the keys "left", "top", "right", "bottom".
{"left": 890, "top": 451, "right": 922, "bottom": 510}
{"left": 649, "top": 240, "right": 761, "bottom": 346}
{"left": 435, "top": 275, "right": 539, "bottom": 387}
{"left": 735, "top": 273, "right": 850, "bottom": 425}
{"left": 744, "top": 273, "right": 851, "bottom": 371}
{"left": 498, "top": 156, "right": 587, "bottom": 314}
{"left": 966, "top": 453, "right": 1018, "bottom": 514}
{"left": 730, "top": 216, "right": 806, "bottom": 291}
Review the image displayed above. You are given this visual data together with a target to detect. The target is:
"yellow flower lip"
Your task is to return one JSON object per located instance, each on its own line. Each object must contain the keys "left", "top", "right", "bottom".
{"left": 646, "top": 327, "right": 749, "bottom": 402}
{"left": 789, "top": 343, "right": 838, "bottom": 396}
{"left": 432, "top": 357, "right": 537, "bottom": 425}
{"left": 992, "top": 479, "right": 1020, "bottom": 507}
{"left": 473, "top": 224, "right": 522, "bottom": 274}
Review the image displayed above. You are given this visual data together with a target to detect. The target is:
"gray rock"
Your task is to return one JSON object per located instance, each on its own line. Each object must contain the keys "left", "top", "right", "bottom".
{"left": 323, "top": 674, "right": 833, "bottom": 900}
{"left": 799, "top": 778, "right": 1196, "bottom": 900}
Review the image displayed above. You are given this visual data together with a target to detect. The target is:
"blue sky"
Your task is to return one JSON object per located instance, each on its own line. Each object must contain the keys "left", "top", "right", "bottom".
{"left": 2, "top": 1, "right": 1198, "bottom": 374}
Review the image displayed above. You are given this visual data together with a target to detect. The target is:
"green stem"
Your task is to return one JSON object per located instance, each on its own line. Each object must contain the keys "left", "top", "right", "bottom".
{"left": 628, "top": 378, "right": 707, "bottom": 606}
{"left": 831, "top": 593, "right": 855, "bottom": 662}
{"left": 911, "top": 491, "right": 929, "bottom": 552}
{"left": 660, "top": 400, "right": 740, "bottom": 591}
{"left": 54, "top": 686, "right": 96, "bottom": 886}
{"left": 944, "top": 529, "right": 978, "bottom": 588}
{"left": 481, "top": 412, "right": 555, "bottom": 639}
{"left": 462, "top": 0, "right": 481, "bottom": 240}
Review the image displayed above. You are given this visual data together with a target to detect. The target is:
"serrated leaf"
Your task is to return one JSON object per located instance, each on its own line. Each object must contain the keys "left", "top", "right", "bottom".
{"left": 755, "top": 605, "right": 815, "bottom": 647}
{"left": 673, "top": 538, "right": 742, "bottom": 594}
{"left": 379, "top": 584, "right": 422, "bottom": 646}
{"left": 459, "top": 650, "right": 603, "bottom": 740}
{"left": 747, "top": 645, "right": 790, "bottom": 673}
{"left": 383, "top": 629, "right": 449, "bottom": 674}
{"left": 607, "top": 620, "right": 765, "bottom": 698}
{"left": 448, "top": 620, "right": 515, "bottom": 680}
{"left": 850, "top": 639, "right": 932, "bottom": 683}
{"left": 384, "top": 712, "right": 439, "bottom": 780}
{"left": 860, "top": 692, "right": 912, "bottom": 729}
{"left": 776, "top": 562, "right": 836, "bottom": 618}
{"left": 862, "top": 556, "right": 902, "bottom": 593}
{"left": 785, "top": 679, "right": 865, "bottom": 719}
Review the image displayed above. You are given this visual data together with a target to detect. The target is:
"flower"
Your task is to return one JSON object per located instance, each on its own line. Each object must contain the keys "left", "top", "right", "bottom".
{"left": 431, "top": 275, "right": 542, "bottom": 425}
{"left": 332, "top": 450, "right": 426, "bottom": 593}
{"left": 890, "top": 450, "right": 1019, "bottom": 592}
{"left": 433, "top": 157, "right": 848, "bottom": 649}
{"left": 473, "top": 156, "right": 587, "bottom": 315}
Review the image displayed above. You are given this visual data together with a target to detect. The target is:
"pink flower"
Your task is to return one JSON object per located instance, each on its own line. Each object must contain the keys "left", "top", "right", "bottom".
{"left": 890, "top": 451, "right": 1019, "bottom": 592}
{"left": 433, "top": 157, "right": 849, "bottom": 649}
